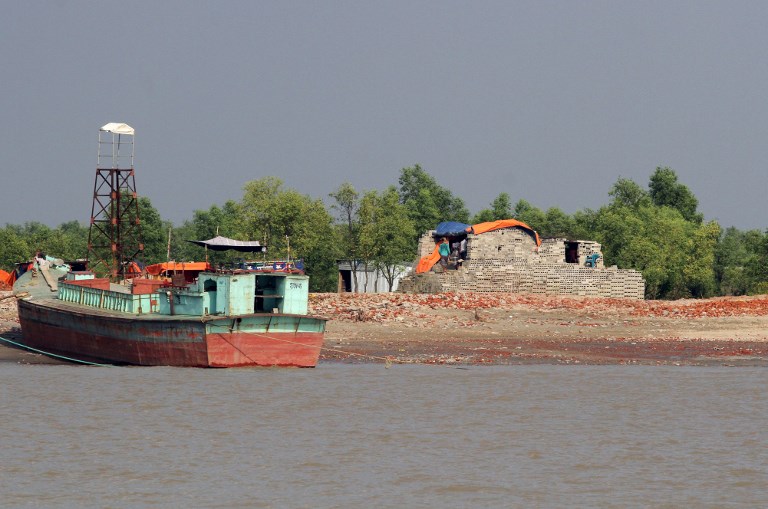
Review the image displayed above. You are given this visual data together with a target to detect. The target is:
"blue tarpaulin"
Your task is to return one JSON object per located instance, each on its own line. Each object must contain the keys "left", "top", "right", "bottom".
{"left": 434, "top": 222, "right": 471, "bottom": 237}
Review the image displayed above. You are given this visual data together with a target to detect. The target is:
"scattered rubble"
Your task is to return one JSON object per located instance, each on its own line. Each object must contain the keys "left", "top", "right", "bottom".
{"left": 310, "top": 292, "right": 768, "bottom": 322}
{"left": 311, "top": 292, "right": 768, "bottom": 366}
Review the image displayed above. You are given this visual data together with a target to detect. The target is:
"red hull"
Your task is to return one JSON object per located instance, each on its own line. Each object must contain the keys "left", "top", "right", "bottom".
{"left": 17, "top": 299, "right": 325, "bottom": 368}
{"left": 206, "top": 331, "right": 324, "bottom": 367}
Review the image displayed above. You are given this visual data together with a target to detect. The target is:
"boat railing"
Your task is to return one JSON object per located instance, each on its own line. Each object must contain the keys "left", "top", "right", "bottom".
{"left": 59, "top": 281, "right": 159, "bottom": 315}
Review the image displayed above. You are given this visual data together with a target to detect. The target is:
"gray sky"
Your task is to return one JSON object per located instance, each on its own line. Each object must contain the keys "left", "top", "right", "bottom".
{"left": 2, "top": 1, "right": 766, "bottom": 231}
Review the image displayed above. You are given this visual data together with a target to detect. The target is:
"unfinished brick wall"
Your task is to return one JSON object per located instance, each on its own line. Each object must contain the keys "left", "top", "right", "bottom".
{"left": 400, "top": 227, "right": 645, "bottom": 299}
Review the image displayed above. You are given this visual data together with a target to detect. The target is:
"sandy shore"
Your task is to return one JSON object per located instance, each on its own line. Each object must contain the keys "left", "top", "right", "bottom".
{"left": 313, "top": 293, "right": 768, "bottom": 366}
{"left": 2, "top": 290, "right": 768, "bottom": 366}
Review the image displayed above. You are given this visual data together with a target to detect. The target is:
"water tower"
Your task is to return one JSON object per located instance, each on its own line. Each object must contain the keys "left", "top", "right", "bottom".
{"left": 86, "top": 123, "right": 144, "bottom": 279}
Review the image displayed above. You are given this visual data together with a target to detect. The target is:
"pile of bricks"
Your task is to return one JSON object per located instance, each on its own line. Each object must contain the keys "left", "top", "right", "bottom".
{"left": 400, "top": 227, "right": 645, "bottom": 299}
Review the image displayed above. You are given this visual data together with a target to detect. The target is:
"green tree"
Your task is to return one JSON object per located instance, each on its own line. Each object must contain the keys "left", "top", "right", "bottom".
{"left": 191, "top": 202, "right": 240, "bottom": 238}
{"left": 592, "top": 197, "right": 718, "bottom": 299}
{"left": 10, "top": 222, "right": 53, "bottom": 255}
{"left": 472, "top": 192, "right": 513, "bottom": 223}
{"left": 0, "top": 226, "right": 31, "bottom": 271}
{"left": 743, "top": 229, "right": 768, "bottom": 294}
{"left": 593, "top": 205, "right": 685, "bottom": 298}
{"left": 137, "top": 196, "right": 170, "bottom": 265}
{"left": 399, "top": 164, "right": 470, "bottom": 237}
{"left": 178, "top": 201, "right": 242, "bottom": 265}
{"left": 287, "top": 196, "right": 340, "bottom": 292}
{"left": 240, "top": 177, "right": 338, "bottom": 291}
{"left": 587, "top": 172, "right": 726, "bottom": 298}
{"left": 685, "top": 221, "right": 720, "bottom": 297}
{"left": 648, "top": 167, "right": 703, "bottom": 223}
{"left": 403, "top": 188, "right": 441, "bottom": 241}
{"left": 0, "top": 220, "right": 92, "bottom": 271}
{"left": 591, "top": 205, "right": 647, "bottom": 271}
{"left": 357, "top": 187, "right": 416, "bottom": 291}
{"left": 38, "top": 229, "right": 71, "bottom": 262}
{"left": 491, "top": 193, "right": 513, "bottom": 220}
{"left": 609, "top": 177, "right": 651, "bottom": 209}
{"left": 542, "top": 207, "right": 574, "bottom": 238}
{"left": 240, "top": 177, "right": 284, "bottom": 247}
{"left": 472, "top": 208, "right": 495, "bottom": 224}
{"left": 329, "top": 182, "right": 360, "bottom": 291}
{"left": 375, "top": 187, "right": 416, "bottom": 290}
{"left": 57, "top": 220, "right": 89, "bottom": 261}
{"left": 512, "top": 199, "right": 546, "bottom": 232}
{"left": 570, "top": 208, "right": 599, "bottom": 241}
{"left": 356, "top": 190, "right": 379, "bottom": 291}
{"left": 169, "top": 220, "right": 200, "bottom": 263}
{"left": 714, "top": 227, "right": 753, "bottom": 295}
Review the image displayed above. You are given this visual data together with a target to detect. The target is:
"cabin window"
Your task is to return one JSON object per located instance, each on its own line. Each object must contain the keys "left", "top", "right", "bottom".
{"left": 565, "top": 242, "right": 579, "bottom": 264}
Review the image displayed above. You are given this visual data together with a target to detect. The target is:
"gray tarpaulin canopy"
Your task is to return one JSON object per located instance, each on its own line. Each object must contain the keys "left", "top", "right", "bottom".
{"left": 187, "top": 236, "right": 266, "bottom": 252}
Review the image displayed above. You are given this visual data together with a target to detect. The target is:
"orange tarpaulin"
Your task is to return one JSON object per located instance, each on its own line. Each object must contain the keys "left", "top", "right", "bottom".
{"left": 414, "top": 219, "right": 541, "bottom": 274}
{"left": 415, "top": 244, "right": 442, "bottom": 274}
{"left": 145, "top": 261, "right": 212, "bottom": 276}
{"left": 466, "top": 219, "right": 540, "bottom": 246}
{"left": 0, "top": 269, "right": 12, "bottom": 288}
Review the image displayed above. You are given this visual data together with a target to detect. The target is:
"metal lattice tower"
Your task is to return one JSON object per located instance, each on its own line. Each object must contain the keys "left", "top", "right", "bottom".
{"left": 86, "top": 123, "right": 144, "bottom": 279}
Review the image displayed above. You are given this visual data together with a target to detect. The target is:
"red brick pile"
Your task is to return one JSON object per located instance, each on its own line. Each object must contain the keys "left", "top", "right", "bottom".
{"left": 310, "top": 292, "right": 768, "bottom": 322}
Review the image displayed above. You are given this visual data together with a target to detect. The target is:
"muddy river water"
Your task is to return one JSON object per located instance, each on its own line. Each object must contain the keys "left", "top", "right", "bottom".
{"left": 1, "top": 363, "right": 765, "bottom": 508}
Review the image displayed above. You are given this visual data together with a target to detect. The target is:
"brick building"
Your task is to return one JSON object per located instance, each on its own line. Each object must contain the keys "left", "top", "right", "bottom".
{"left": 398, "top": 223, "right": 645, "bottom": 299}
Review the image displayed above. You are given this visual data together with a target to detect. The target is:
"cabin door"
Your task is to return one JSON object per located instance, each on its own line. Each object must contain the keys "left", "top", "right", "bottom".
{"left": 204, "top": 279, "right": 218, "bottom": 315}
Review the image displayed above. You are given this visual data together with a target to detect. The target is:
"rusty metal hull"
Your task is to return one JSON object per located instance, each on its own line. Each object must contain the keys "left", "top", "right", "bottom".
{"left": 17, "top": 298, "right": 325, "bottom": 367}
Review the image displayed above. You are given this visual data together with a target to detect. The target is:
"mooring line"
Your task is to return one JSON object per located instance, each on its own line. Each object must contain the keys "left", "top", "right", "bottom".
{"left": 208, "top": 322, "right": 399, "bottom": 366}
{"left": 210, "top": 329, "right": 260, "bottom": 366}
{"left": 252, "top": 331, "right": 400, "bottom": 367}
{"left": 0, "top": 335, "right": 111, "bottom": 367}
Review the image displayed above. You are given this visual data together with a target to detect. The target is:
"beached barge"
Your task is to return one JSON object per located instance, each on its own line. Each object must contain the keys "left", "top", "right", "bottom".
{"left": 15, "top": 266, "right": 326, "bottom": 367}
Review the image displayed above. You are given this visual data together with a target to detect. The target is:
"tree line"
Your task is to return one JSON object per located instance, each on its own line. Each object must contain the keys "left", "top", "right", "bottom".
{"left": 1, "top": 165, "right": 766, "bottom": 298}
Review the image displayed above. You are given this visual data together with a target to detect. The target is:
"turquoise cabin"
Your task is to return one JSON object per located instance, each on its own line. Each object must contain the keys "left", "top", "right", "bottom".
{"left": 158, "top": 272, "right": 310, "bottom": 317}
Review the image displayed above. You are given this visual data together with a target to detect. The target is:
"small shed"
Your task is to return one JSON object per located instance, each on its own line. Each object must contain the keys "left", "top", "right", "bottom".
{"left": 337, "top": 260, "right": 410, "bottom": 293}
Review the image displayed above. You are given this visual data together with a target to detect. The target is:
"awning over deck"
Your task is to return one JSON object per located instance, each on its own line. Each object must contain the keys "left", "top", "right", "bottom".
{"left": 187, "top": 236, "right": 266, "bottom": 252}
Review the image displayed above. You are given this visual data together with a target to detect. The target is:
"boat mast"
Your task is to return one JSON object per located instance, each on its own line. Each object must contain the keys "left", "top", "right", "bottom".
{"left": 86, "top": 123, "right": 144, "bottom": 280}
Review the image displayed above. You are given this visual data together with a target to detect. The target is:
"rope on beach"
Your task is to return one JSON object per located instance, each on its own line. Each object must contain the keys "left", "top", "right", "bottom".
{"left": 0, "top": 335, "right": 111, "bottom": 367}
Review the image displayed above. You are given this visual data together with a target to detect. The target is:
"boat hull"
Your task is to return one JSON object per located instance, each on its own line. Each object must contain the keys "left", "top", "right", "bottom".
{"left": 17, "top": 298, "right": 325, "bottom": 367}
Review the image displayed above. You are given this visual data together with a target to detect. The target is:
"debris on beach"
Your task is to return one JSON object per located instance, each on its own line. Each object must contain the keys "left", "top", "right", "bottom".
{"left": 310, "top": 292, "right": 768, "bottom": 323}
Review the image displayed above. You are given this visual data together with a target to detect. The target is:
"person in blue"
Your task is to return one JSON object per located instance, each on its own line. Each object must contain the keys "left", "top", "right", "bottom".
{"left": 438, "top": 237, "right": 450, "bottom": 269}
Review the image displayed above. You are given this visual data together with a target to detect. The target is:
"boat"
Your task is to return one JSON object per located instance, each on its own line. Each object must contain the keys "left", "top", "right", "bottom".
{"left": 11, "top": 124, "right": 327, "bottom": 367}
{"left": 13, "top": 260, "right": 327, "bottom": 367}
